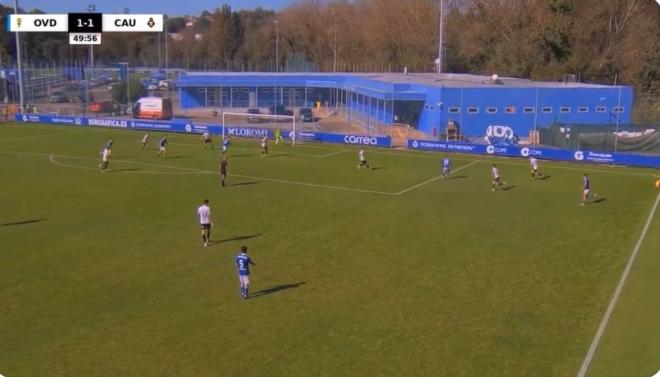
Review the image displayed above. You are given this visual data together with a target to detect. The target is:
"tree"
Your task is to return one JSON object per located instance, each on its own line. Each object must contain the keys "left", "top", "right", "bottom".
{"left": 111, "top": 77, "right": 147, "bottom": 104}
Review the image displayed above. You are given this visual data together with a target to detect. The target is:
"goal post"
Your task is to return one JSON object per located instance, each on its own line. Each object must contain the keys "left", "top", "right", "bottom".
{"left": 221, "top": 112, "right": 297, "bottom": 146}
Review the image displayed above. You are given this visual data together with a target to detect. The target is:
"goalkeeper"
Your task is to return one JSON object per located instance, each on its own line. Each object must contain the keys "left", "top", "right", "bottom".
{"left": 274, "top": 127, "right": 283, "bottom": 145}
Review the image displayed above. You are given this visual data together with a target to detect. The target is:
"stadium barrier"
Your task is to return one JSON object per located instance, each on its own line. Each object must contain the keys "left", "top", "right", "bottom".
{"left": 13, "top": 114, "right": 392, "bottom": 148}
{"left": 407, "top": 139, "right": 660, "bottom": 168}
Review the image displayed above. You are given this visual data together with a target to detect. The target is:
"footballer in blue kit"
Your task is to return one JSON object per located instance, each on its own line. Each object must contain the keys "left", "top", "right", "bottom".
{"left": 441, "top": 156, "right": 451, "bottom": 179}
{"left": 236, "top": 246, "right": 256, "bottom": 299}
{"left": 222, "top": 137, "right": 231, "bottom": 155}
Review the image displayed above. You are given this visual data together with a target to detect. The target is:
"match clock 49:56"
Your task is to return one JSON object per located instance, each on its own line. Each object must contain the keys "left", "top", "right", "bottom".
{"left": 68, "top": 13, "right": 102, "bottom": 33}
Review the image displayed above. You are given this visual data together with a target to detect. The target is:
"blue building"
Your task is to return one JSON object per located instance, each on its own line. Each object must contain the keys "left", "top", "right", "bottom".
{"left": 176, "top": 72, "right": 632, "bottom": 141}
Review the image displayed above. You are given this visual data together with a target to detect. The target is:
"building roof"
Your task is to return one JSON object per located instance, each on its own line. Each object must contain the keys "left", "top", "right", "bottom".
{"left": 179, "top": 71, "right": 621, "bottom": 89}
{"left": 176, "top": 72, "right": 627, "bottom": 101}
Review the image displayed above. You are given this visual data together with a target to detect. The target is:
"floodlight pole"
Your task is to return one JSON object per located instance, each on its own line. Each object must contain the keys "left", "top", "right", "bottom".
{"left": 332, "top": 8, "right": 337, "bottom": 73}
{"left": 274, "top": 20, "right": 279, "bottom": 73}
{"left": 88, "top": 3, "right": 95, "bottom": 78}
{"left": 437, "top": 0, "right": 445, "bottom": 74}
{"left": 13, "top": 0, "right": 25, "bottom": 113}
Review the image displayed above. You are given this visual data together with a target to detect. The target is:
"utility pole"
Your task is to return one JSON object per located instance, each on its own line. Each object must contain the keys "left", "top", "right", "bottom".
{"left": 274, "top": 19, "right": 279, "bottom": 73}
{"left": 437, "top": 0, "right": 445, "bottom": 74}
{"left": 333, "top": 9, "right": 337, "bottom": 73}
{"left": 13, "top": 0, "right": 25, "bottom": 113}
{"left": 88, "top": 2, "right": 95, "bottom": 77}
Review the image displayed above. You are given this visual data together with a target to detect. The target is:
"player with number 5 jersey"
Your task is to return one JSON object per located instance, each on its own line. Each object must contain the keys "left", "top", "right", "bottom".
{"left": 236, "top": 246, "right": 256, "bottom": 299}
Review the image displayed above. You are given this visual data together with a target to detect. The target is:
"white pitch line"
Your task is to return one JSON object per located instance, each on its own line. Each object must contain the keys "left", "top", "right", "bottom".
{"left": 230, "top": 173, "right": 396, "bottom": 196}
{"left": 576, "top": 190, "right": 660, "bottom": 377}
{"left": 48, "top": 154, "right": 209, "bottom": 175}
{"left": 394, "top": 160, "right": 480, "bottom": 195}
{"left": 170, "top": 141, "right": 350, "bottom": 159}
{"left": 49, "top": 154, "right": 98, "bottom": 171}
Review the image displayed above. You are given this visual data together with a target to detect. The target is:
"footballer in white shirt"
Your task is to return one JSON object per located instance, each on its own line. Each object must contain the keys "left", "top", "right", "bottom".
{"left": 197, "top": 199, "right": 214, "bottom": 247}
{"left": 491, "top": 164, "right": 506, "bottom": 191}
{"left": 141, "top": 133, "right": 150, "bottom": 149}
{"left": 357, "top": 149, "right": 370, "bottom": 170}
{"left": 99, "top": 139, "right": 112, "bottom": 172}
{"left": 530, "top": 157, "right": 543, "bottom": 179}
{"left": 202, "top": 131, "right": 213, "bottom": 149}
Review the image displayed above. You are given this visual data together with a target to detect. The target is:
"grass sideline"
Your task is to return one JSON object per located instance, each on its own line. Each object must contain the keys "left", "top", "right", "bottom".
{"left": 1, "top": 123, "right": 659, "bottom": 377}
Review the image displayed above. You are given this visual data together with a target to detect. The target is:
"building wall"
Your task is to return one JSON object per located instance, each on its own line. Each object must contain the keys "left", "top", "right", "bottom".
{"left": 177, "top": 73, "right": 633, "bottom": 139}
{"left": 419, "top": 86, "right": 633, "bottom": 138}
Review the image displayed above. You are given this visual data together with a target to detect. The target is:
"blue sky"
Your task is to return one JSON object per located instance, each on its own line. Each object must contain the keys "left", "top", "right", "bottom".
{"left": 4, "top": 0, "right": 293, "bottom": 15}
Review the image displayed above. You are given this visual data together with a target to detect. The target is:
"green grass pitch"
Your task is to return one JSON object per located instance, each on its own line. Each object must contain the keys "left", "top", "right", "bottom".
{"left": 1, "top": 123, "right": 659, "bottom": 377}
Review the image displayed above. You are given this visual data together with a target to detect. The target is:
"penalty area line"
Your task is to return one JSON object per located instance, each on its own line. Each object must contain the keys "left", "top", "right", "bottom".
{"left": 576, "top": 190, "right": 660, "bottom": 377}
{"left": 394, "top": 160, "right": 480, "bottom": 195}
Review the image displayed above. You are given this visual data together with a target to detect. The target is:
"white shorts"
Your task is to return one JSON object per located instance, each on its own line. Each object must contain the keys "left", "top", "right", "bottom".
{"left": 583, "top": 189, "right": 591, "bottom": 196}
{"left": 239, "top": 275, "right": 250, "bottom": 286}
{"left": 159, "top": 146, "right": 166, "bottom": 152}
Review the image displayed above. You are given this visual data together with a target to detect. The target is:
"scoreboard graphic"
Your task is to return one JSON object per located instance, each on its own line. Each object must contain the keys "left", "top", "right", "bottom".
{"left": 6, "top": 13, "right": 163, "bottom": 44}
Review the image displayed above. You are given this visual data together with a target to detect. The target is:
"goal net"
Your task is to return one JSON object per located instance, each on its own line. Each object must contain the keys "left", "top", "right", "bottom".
{"left": 221, "top": 111, "right": 301, "bottom": 145}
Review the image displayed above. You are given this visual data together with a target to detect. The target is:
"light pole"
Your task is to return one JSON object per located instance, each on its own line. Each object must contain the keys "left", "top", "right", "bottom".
{"left": 332, "top": 8, "right": 337, "bottom": 73}
{"left": 437, "top": 0, "right": 445, "bottom": 74}
{"left": 12, "top": 0, "right": 25, "bottom": 113}
{"left": 88, "top": 2, "right": 95, "bottom": 77}
{"left": 274, "top": 19, "right": 279, "bottom": 73}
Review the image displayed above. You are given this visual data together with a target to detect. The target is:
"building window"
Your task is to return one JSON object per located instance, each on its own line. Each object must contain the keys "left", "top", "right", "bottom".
{"left": 505, "top": 106, "right": 517, "bottom": 114}
{"left": 560, "top": 107, "right": 571, "bottom": 113}
{"left": 578, "top": 107, "right": 588, "bottom": 113}
{"left": 523, "top": 107, "right": 535, "bottom": 113}
{"left": 596, "top": 106, "right": 606, "bottom": 113}
{"left": 542, "top": 107, "right": 552, "bottom": 113}
{"left": 262, "top": 88, "right": 272, "bottom": 93}
{"left": 197, "top": 88, "right": 205, "bottom": 94}
{"left": 613, "top": 106, "right": 624, "bottom": 113}
{"left": 486, "top": 107, "right": 497, "bottom": 114}
{"left": 467, "top": 107, "right": 479, "bottom": 114}
{"left": 448, "top": 107, "right": 460, "bottom": 114}
{"left": 241, "top": 87, "right": 249, "bottom": 93}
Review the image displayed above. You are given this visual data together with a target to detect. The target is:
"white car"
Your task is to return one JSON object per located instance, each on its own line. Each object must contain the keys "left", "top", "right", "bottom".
{"left": 147, "top": 84, "right": 158, "bottom": 91}
{"left": 158, "top": 80, "right": 169, "bottom": 89}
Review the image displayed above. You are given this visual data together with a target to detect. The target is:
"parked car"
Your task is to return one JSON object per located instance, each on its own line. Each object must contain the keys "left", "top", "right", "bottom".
{"left": 158, "top": 80, "right": 170, "bottom": 89}
{"left": 48, "top": 92, "right": 68, "bottom": 103}
{"left": 299, "top": 107, "right": 314, "bottom": 122}
{"left": 269, "top": 105, "right": 293, "bottom": 116}
{"left": 246, "top": 108, "right": 262, "bottom": 123}
{"left": 88, "top": 101, "right": 114, "bottom": 113}
{"left": 147, "top": 84, "right": 158, "bottom": 91}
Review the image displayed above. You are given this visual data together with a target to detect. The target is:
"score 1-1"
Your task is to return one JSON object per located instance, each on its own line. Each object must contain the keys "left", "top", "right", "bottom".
{"left": 68, "top": 13, "right": 103, "bottom": 33}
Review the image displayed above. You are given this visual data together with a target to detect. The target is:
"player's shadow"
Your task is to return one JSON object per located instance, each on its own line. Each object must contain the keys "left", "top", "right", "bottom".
{"left": 268, "top": 153, "right": 293, "bottom": 158}
{"left": 229, "top": 154, "right": 253, "bottom": 158}
{"left": 168, "top": 155, "right": 189, "bottom": 159}
{"left": 588, "top": 197, "right": 607, "bottom": 205}
{"left": 371, "top": 166, "right": 387, "bottom": 170}
{"left": 215, "top": 233, "right": 262, "bottom": 244}
{"left": 232, "top": 181, "right": 260, "bottom": 187}
{"left": 110, "top": 168, "right": 140, "bottom": 173}
{"left": 0, "top": 218, "right": 49, "bottom": 227}
{"left": 250, "top": 281, "right": 306, "bottom": 298}
{"left": 538, "top": 175, "right": 552, "bottom": 180}
{"left": 501, "top": 184, "right": 516, "bottom": 191}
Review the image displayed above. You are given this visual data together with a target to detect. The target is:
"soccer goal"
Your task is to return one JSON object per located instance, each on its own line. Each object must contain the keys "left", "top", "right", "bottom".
{"left": 222, "top": 112, "right": 298, "bottom": 145}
